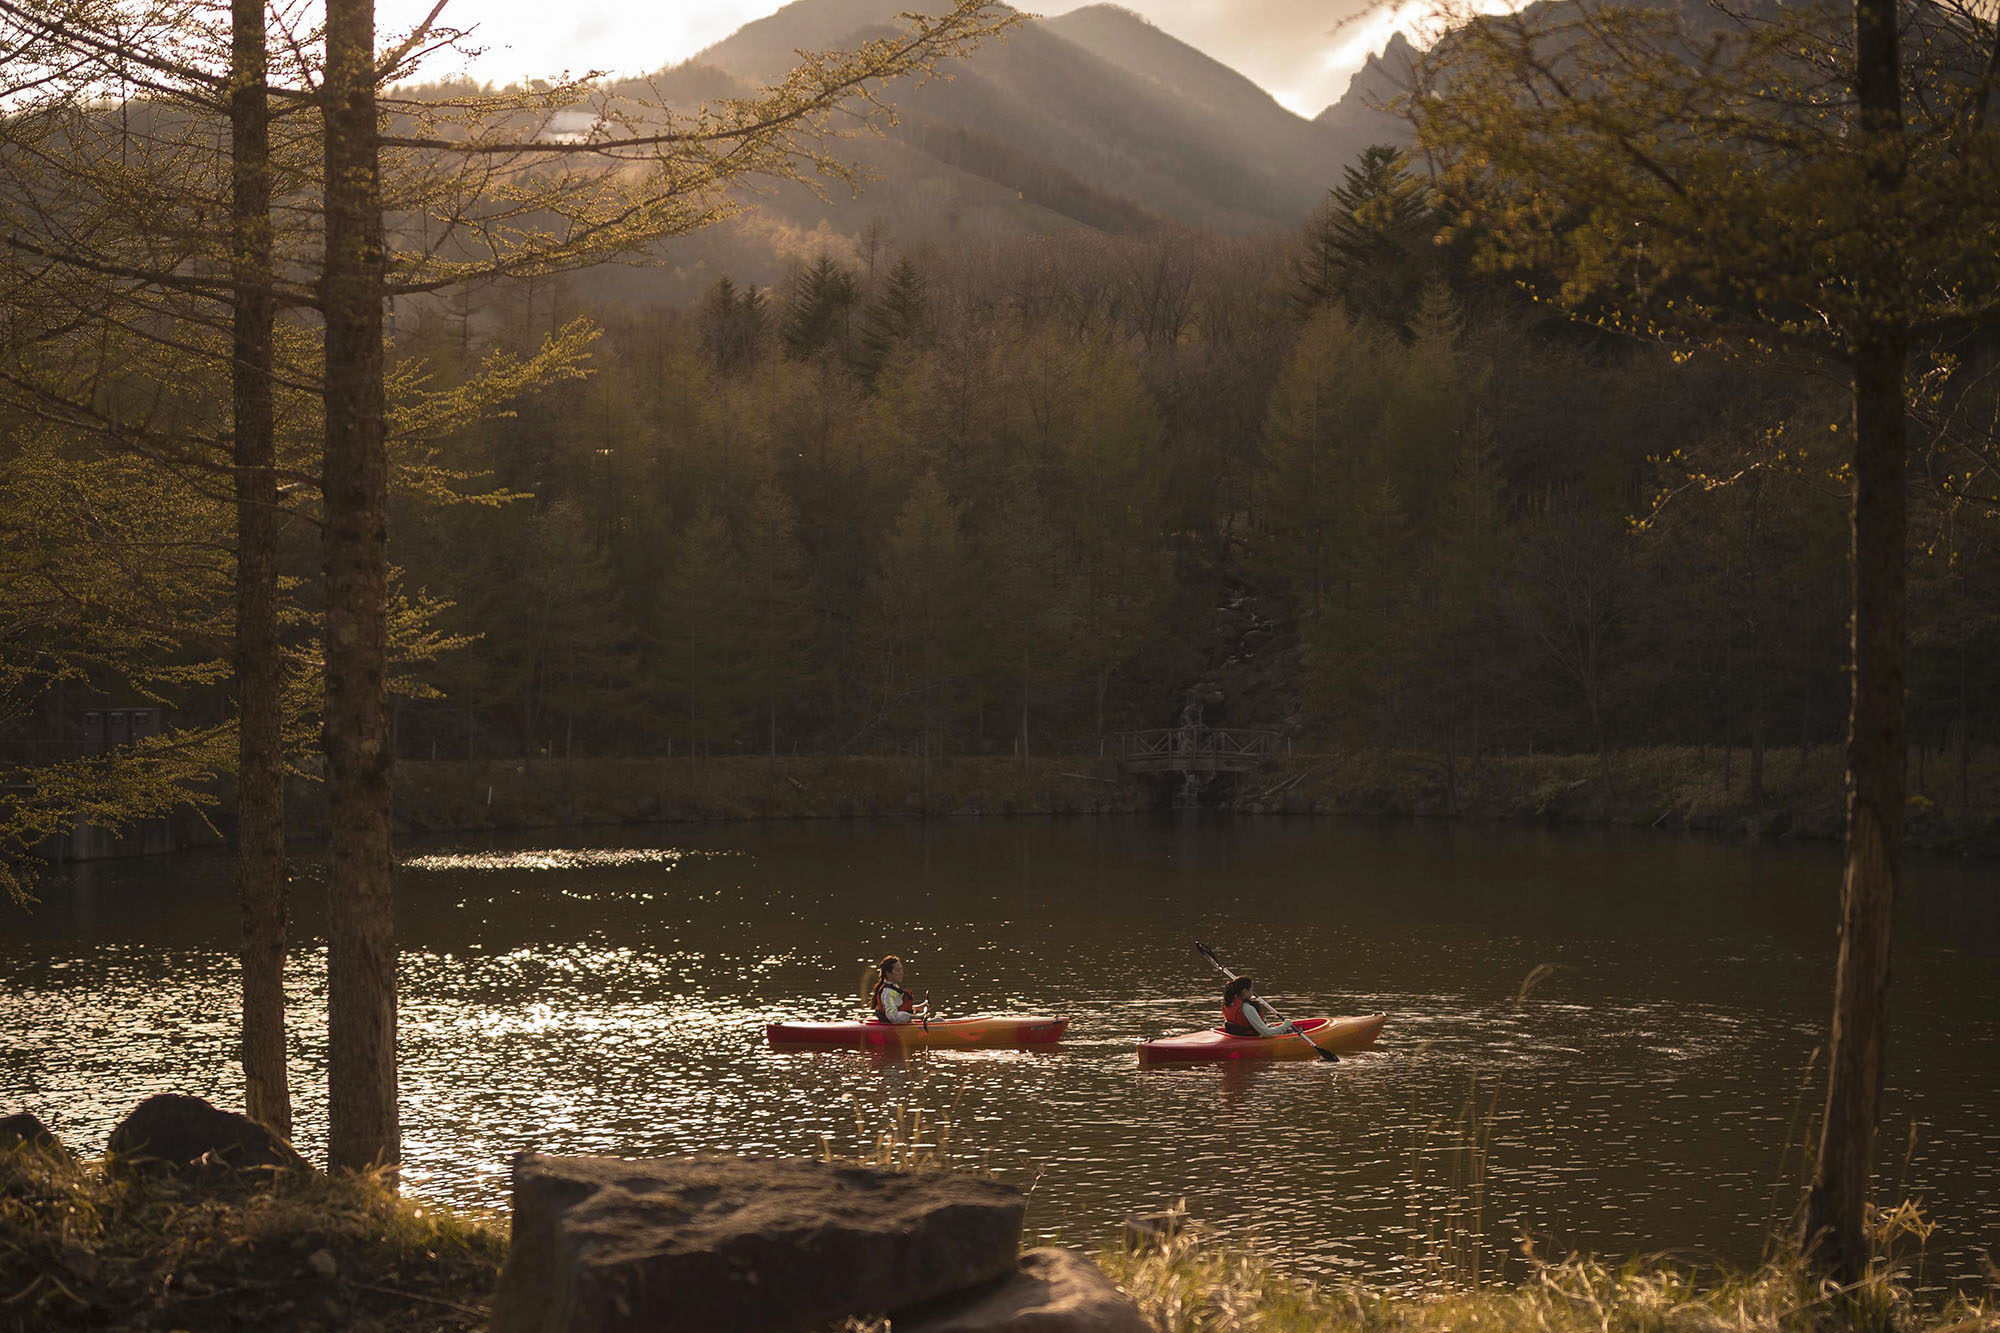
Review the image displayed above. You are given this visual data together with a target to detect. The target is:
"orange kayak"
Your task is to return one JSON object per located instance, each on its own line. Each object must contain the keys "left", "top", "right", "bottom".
{"left": 767, "top": 1014, "right": 1068, "bottom": 1050}
{"left": 1137, "top": 1013, "right": 1386, "bottom": 1064}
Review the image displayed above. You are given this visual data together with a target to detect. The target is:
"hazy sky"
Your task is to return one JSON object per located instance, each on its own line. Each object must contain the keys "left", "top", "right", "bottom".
{"left": 377, "top": 0, "right": 1415, "bottom": 117}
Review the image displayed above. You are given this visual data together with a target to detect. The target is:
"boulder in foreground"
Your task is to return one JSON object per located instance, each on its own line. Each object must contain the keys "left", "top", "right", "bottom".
{"left": 0, "top": 1112, "right": 68, "bottom": 1160}
{"left": 493, "top": 1152, "right": 1025, "bottom": 1333}
{"left": 896, "top": 1246, "right": 1153, "bottom": 1333}
{"left": 106, "top": 1093, "right": 308, "bottom": 1184}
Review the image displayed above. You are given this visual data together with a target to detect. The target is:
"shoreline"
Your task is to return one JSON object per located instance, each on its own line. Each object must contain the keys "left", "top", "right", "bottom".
{"left": 3, "top": 1141, "right": 1988, "bottom": 1333}
{"left": 279, "top": 745, "right": 2000, "bottom": 856}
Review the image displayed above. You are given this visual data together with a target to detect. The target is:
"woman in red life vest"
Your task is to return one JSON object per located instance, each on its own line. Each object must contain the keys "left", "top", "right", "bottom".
{"left": 862, "top": 955, "right": 929, "bottom": 1024}
{"left": 1221, "top": 975, "right": 1298, "bottom": 1038}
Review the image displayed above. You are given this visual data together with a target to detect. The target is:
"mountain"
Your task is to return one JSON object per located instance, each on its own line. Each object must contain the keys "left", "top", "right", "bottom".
{"left": 1040, "top": 4, "right": 1356, "bottom": 199}
{"left": 1313, "top": 30, "right": 1417, "bottom": 151}
{"left": 558, "top": 0, "right": 1404, "bottom": 303}
{"left": 695, "top": 0, "right": 914, "bottom": 83}
{"left": 697, "top": 0, "right": 1373, "bottom": 231}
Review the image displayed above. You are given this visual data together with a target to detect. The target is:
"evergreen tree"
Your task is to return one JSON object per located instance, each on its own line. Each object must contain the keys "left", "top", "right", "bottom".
{"left": 781, "top": 254, "right": 860, "bottom": 362}
{"left": 1293, "top": 145, "right": 1439, "bottom": 328}
{"left": 699, "top": 276, "right": 769, "bottom": 376}
{"left": 852, "top": 256, "right": 931, "bottom": 385}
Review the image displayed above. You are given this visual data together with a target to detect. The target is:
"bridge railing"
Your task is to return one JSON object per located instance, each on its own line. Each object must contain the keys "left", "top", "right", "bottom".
{"left": 1115, "top": 726, "right": 1278, "bottom": 769}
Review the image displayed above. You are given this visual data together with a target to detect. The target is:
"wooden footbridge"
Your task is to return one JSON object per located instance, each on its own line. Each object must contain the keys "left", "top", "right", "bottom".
{"left": 1114, "top": 726, "right": 1278, "bottom": 776}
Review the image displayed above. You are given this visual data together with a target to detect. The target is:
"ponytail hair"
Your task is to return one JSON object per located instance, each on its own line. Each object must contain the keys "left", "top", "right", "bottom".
{"left": 861, "top": 955, "right": 903, "bottom": 1008}
{"left": 1223, "top": 976, "right": 1255, "bottom": 1005}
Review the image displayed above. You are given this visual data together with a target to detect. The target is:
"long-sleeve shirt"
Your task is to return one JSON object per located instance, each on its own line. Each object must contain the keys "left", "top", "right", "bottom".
{"left": 1242, "top": 999, "right": 1297, "bottom": 1038}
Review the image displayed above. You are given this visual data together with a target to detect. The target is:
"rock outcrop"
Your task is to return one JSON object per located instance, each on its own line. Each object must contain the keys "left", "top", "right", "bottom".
{"left": 492, "top": 1152, "right": 1026, "bottom": 1333}
{"left": 105, "top": 1094, "right": 307, "bottom": 1184}
{"left": 895, "top": 1246, "right": 1153, "bottom": 1333}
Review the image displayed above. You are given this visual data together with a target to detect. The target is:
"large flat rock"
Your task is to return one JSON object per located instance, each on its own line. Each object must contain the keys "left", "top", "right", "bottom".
{"left": 896, "top": 1247, "right": 1153, "bottom": 1333}
{"left": 493, "top": 1153, "right": 1026, "bottom": 1333}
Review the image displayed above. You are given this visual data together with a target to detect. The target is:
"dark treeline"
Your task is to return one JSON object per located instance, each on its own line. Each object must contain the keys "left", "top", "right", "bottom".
{"left": 369, "top": 150, "right": 2000, "bottom": 794}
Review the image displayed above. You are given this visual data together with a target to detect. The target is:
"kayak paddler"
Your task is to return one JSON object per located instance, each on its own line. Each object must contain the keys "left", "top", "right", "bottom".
{"left": 1220, "top": 975, "right": 1298, "bottom": 1038}
{"left": 864, "top": 955, "right": 930, "bottom": 1025}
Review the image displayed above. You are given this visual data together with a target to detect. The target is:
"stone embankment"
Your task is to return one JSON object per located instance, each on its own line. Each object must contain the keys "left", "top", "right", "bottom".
{"left": 3, "top": 1094, "right": 1153, "bottom": 1332}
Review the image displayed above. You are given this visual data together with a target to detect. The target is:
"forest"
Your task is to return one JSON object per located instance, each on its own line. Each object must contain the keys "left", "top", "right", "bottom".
{"left": 267, "top": 155, "right": 2000, "bottom": 793}
{"left": 6, "top": 127, "right": 2000, "bottom": 802}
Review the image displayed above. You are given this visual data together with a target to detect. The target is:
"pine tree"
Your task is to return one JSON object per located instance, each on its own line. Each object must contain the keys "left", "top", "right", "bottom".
{"left": 1293, "top": 145, "right": 1438, "bottom": 327}
{"left": 781, "top": 254, "right": 859, "bottom": 362}
{"left": 699, "top": 277, "right": 769, "bottom": 376}
{"left": 852, "top": 256, "right": 930, "bottom": 385}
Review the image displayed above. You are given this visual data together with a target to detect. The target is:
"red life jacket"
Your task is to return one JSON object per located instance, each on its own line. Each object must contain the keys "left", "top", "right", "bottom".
{"left": 873, "top": 980, "right": 914, "bottom": 1020}
{"left": 1221, "top": 994, "right": 1249, "bottom": 1028}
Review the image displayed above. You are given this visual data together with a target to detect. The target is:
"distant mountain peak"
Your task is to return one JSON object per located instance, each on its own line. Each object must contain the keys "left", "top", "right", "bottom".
{"left": 1322, "top": 31, "right": 1418, "bottom": 117}
{"left": 1313, "top": 29, "right": 1417, "bottom": 148}
{"left": 1043, "top": 3, "right": 1310, "bottom": 127}
{"left": 1064, "top": 3, "right": 1157, "bottom": 25}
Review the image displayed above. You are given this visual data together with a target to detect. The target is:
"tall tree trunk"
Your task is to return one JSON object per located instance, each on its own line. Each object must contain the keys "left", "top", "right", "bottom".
{"left": 1588, "top": 687, "right": 1613, "bottom": 815}
{"left": 231, "top": 0, "right": 289, "bottom": 1138}
{"left": 321, "top": 0, "right": 398, "bottom": 1176}
{"left": 1746, "top": 480, "right": 1767, "bottom": 804}
{"left": 1443, "top": 720, "right": 1457, "bottom": 818}
{"left": 1799, "top": 682, "right": 1813, "bottom": 785}
{"left": 1749, "top": 676, "right": 1766, "bottom": 803}
{"left": 1958, "top": 638, "right": 1970, "bottom": 818}
{"left": 1801, "top": 0, "right": 1905, "bottom": 1280}
{"left": 1802, "top": 335, "right": 1907, "bottom": 1284}
{"left": 1018, "top": 651, "right": 1031, "bottom": 771}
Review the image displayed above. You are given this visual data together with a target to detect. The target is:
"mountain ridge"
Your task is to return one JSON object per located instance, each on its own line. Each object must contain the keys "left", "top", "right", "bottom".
{"left": 565, "top": 0, "right": 1416, "bottom": 302}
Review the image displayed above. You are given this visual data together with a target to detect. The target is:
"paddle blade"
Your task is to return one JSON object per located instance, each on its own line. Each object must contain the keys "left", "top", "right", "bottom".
{"left": 1195, "top": 941, "right": 1232, "bottom": 977}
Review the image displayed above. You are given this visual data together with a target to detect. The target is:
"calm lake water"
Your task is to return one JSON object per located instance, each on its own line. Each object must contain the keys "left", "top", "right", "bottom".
{"left": 4, "top": 817, "right": 1997, "bottom": 1291}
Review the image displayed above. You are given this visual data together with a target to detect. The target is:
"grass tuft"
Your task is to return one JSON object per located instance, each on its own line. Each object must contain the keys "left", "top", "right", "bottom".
{"left": 1100, "top": 1227, "right": 2000, "bottom": 1333}
{"left": 0, "top": 1144, "right": 504, "bottom": 1332}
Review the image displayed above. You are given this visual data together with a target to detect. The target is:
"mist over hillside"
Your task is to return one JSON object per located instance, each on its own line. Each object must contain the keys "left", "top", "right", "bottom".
{"left": 547, "top": 0, "right": 1410, "bottom": 305}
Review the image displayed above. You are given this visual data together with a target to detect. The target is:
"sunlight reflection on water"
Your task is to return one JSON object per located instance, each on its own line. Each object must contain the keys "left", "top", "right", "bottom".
{"left": 4, "top": 820, "right": 1997, "bottom": 1291}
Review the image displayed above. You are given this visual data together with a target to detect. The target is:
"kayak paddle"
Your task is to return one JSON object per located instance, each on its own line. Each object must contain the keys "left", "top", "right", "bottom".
{"left": 1195, "top": 940, "right": 1338, "bottom": 1063}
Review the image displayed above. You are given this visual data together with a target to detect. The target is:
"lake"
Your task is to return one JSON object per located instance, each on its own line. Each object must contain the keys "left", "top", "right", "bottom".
{"left": 4, "top": 816, "right": 1996, "bottom": 1291}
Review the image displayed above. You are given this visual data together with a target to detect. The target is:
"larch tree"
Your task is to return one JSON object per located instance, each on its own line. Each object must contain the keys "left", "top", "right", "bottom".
{"left": 312, "top": 0, "right": 1014, "bottom": 1173}
{"left": 0, "top": 0, "right": 561, "bottom": 1140}
{"left": 1414, "top": 0, "right": 2000, "bottom": 1279}
{"left": 5, "top": 0, "right": 1012, "bottom": 1171}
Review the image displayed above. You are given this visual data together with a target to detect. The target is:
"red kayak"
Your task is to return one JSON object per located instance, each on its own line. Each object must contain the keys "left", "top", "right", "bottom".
{"left": 1137, "top": 1012, "right": 1386, "bottom": 1064}
{"left": 767, "top": 1014, "right": 1068, "bottom": 1050}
